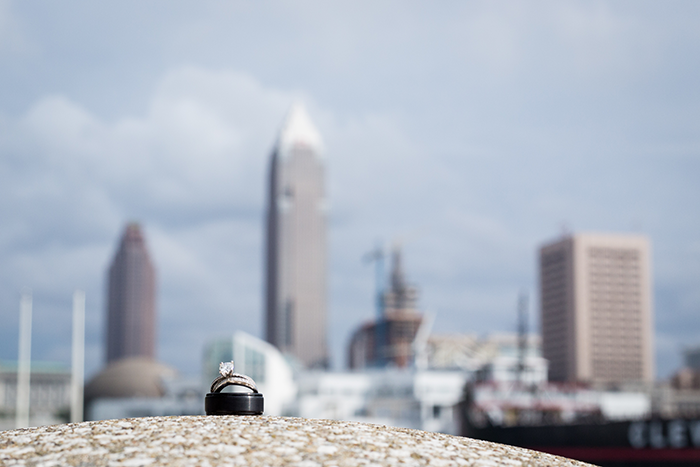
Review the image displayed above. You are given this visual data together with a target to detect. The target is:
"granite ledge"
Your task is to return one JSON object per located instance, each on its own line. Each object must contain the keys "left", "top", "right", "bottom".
{"left": 0, "top": 415, "right": 596, "bottom": 467}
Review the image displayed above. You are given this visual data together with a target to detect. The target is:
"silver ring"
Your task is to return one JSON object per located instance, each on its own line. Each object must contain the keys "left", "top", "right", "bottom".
{"left": 210, "top": 361, "right": 259, "bottom": 394}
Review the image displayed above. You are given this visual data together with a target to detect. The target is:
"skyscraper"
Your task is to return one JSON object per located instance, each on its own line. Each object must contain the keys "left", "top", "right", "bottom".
{"left": 539, "top": 233, "right": 654, "bottom": 384}
{"left": 106, "top": 223, "right": 157, "bottom": 363}
{"left": 264, "top": 104, "right": 328, "bottom": 368}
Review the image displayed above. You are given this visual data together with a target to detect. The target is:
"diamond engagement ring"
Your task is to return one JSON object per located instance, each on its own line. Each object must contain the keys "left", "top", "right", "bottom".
{"left": 210, "top": 361, "right": 259, "bottom": 394}
{"left": 205, "top": 361, "right": 264, "bottom": 416}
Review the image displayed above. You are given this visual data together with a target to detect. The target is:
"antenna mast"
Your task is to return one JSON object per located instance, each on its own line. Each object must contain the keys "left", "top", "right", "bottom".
{"left": 71, "top": 290, "right": 85, "bottom": 423}
{"left": 517, "top": 292, "right": 529, "bottom": 386}
{"left": 16, "top": 290, "right": 32, "bottom": 428}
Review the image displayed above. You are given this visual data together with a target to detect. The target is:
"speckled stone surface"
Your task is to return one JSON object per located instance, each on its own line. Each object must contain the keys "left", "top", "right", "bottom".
{"left": 0, "top": 416, "right": 596, "bottom": 466}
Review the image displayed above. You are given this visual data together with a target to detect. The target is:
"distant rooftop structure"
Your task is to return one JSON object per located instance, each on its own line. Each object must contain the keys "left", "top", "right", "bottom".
{"left": 382, "top": 247, "right": 419, "bottom": 314}
{"left": 348, "top": 246, "right": 423, "bottom": 369}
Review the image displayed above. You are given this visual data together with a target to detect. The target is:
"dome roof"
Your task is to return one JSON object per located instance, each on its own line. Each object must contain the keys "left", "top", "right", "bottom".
{"left": 85, "top": 357, "right": 177, "bottom": 401}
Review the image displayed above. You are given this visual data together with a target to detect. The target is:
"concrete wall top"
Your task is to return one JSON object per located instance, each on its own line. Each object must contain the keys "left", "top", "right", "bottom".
{"left": 0, "top": 415, "right": 593, "bottom": 466}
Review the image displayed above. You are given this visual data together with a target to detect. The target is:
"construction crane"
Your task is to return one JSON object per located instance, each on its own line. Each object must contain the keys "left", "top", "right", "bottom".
{"left": 363, "top": 243, "right": 386, "bottom": 319}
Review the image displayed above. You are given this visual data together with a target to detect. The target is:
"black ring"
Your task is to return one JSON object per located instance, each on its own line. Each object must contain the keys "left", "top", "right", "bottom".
{"left": 205, "top": 392, "right": 264, "bottom": 415}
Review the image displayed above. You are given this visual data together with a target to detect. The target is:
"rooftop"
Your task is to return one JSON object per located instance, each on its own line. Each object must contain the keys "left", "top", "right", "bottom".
{"left": 277, "top": 103, "right": 323, "bottom": 156}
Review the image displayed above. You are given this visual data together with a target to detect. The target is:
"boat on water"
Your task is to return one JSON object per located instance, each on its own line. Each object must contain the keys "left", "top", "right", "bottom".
{"left": 463, "top": 418, "right": 700, "bottom": 466}
{"left": 458, "top": 382, "right": 700, "bottom": 466}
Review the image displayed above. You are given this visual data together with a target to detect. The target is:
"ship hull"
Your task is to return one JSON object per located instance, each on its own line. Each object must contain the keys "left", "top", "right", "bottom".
{"left": 464, "top": 419, "right": 700, "bottom": 466}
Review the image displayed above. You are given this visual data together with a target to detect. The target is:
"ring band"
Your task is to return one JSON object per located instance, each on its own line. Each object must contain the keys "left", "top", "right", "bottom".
{"left": 205, "top": 392, "right": 264, "bottom": 416}
{"left": 206, "top": 361, "right": 263, "bottom": 416}
{"left": 210, "top": 373, "right": 259, "bottom": 394}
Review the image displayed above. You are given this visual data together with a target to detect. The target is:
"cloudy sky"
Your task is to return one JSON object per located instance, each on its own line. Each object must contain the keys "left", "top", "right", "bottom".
{"left": 0, "top": 1, "right": 698, "bottom": 380}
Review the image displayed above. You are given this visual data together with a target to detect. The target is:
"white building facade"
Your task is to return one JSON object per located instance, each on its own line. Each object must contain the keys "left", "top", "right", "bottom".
{"left": 203, "top": 331, "right": 297, "bottom": 416}
{"left": 292, "top": 369, "right": 469, "bottom": 435}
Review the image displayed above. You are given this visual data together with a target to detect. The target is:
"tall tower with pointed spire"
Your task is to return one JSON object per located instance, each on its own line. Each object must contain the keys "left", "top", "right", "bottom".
{"left": 106, "top": 223, "right": 157, "bottom": 363}
{"left": 264, "top": 104, "right": 328, "bottom": 369}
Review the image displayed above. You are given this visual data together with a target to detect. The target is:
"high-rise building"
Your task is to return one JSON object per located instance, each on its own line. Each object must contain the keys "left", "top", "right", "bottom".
{"left": 106, "top": 223, "right": 157, "bottom": 363}
{"left": 539, "top": 233, "right": 654, "bottom": 384}
{"left": 264, "top": 104, "right": 328, "bottom": 369}
{"left": 348, "top": 247, "right": 423, "bottom": 369}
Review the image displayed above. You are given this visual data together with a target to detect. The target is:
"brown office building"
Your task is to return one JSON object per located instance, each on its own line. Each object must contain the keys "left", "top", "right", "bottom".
{"left": 106, "top": 223, "right": 157, "bottom": 363}
{"left": 539, "top": 233, "right": 654, "bottom": 384}
{"left": 264, "top": 104, "right": 328, "bottom": 369}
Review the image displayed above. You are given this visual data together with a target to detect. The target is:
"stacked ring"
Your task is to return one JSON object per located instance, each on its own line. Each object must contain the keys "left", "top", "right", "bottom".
{"left": 210, "top": 373, "right": 258, "bottom": 394}
{"left": 205, "top": 361, "right": 264, "bottom": 416}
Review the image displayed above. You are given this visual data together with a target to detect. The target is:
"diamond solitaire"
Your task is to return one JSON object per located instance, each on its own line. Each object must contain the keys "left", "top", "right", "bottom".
{"left": 207, "top": 360, "right": 263, "bottom": 415}
{"left": 219, "top": 361, "right": 235, "bottom": 377}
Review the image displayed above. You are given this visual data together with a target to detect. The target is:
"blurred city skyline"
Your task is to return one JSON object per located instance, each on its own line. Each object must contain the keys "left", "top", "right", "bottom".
{"left": 0, "top": 1, "right": 698, "bottom": 379}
